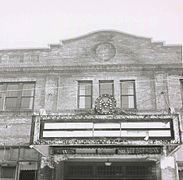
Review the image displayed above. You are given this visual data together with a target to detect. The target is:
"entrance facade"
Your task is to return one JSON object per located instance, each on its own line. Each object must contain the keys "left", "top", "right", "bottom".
{"left": 64, "top": 161, "right": 157, "bottom": 180}
{"left": 35, "top": 114, "right": 180, "bottom": 180}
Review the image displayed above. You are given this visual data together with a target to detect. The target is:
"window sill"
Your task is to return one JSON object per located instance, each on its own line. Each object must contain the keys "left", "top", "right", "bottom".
{"left": 120, "top": 108, "right": 137, "bottom": 111}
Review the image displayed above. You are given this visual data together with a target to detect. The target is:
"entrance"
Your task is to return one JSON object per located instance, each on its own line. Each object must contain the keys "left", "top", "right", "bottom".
{"left": 64, "top": 161, "right": 157, "bottom": 180}
{"left": 19, "top": 170, "right": 37, "bottom": 180}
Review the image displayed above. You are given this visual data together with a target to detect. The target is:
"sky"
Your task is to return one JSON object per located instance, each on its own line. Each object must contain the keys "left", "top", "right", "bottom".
{"left": 0, "top": 0, "right": 182, "bottom": 49}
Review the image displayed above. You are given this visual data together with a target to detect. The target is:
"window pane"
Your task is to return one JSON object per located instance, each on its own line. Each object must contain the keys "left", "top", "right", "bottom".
{"left": 7, "top": 84, "right": 19, "bottom": 96}
{"left": 1, "top": 82, "right": 35, "bottom": 110}
{"left": 128, "top": 96, "right": 135, "bottom": 108}
{"left": 79, "top": 96, "right": 91, "bottom": 108}
{"left": 0, "top": 97, "right": 2, "bottom": 110}
{"left": 179, "top": 170, "right": 183, "bottom": 180}
{"left": 22, "top": 83, "right": 34, "bottom": 96}
{"left": 0, "top": 85, "right": 3, "bottom": 109}
{"left": 100, "top": 81, "right": 113, "bottom": 95}
{"left": 1, "top": 167, "right": 16, "bottom": 178}
{"left": 31, "top": 55, "right": 39, "bottom": 62}
{"left": 79, "top": 82, "right": 91, "bottom": 95}
{"left": 21, "top": 97, "right": 33, "bottom": 109}
{"left": 0, "top": 84, "right": 3, "bottom": 97}
{"left": 121, "top": 81, "right": 134, "bottom": 95}
{"left": 5, "top": 97, "right": 18, "bottom": 109}
{"left": 20, "top": 55, "right": 24, "bottom": 62}
{"left": 121, "top": 96, "right": 135, "bottom": 108}
{"left": 9, "top": 55, "right": 24, "bottom": 63}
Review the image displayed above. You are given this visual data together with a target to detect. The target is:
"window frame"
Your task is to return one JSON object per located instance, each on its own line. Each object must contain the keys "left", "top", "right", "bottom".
{"left": 9, "top": 54, "right": 24, "bottom": 63}
{"left": 5, "top": 83, "right": 21, "bottom": 110}
{"left": 0, "top": 82, "right": 35, "bottom": 111}
{"left": 180, "top": 79, "right": 183, "bottom": 107}
{"left": 120, "top": 80, "right": 136, "bottom": 109}
{"left": 77, "top": 80, "right": 93, "bottom": 109}
{"left": 99, "top": 80, "right": 114, "bottom": 96}
{"left": 30, "top": 54, "right": 39, "bottom": 63}
{"left": 0, "top": 166, "right": 16, "bottom": 178}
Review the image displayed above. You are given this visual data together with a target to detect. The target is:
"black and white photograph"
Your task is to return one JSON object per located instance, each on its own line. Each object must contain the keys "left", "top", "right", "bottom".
{"left": 0, "top": 0, "right": 183, "bottom": 179}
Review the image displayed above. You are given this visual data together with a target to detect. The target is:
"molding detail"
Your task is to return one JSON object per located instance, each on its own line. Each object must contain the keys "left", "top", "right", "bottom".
{"left": 95, "top": 94, "right": 117, "bottom": 115}
{"left": 95, "top": 43, "right": 116, "bottom": 61}
{"left": 35, "top": 138, "right": 179, "bottom": 146}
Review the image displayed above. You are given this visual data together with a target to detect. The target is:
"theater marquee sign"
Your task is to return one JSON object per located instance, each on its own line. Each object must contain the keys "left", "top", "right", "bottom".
{"left": 53, "top": 146, "right": 163, "bottom": 155}
{"left": 31, "top": 114, "right": 181, "bottom": 147}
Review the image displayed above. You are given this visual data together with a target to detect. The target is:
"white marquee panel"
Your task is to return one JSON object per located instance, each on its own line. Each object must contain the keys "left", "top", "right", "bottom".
{"left": 121, "top": 122, "right": 170, "bottom": 129}
{"left": 44, "top": 123, "right": 93, "bottom": 129}
{"left": 43, "top": 131, "right": 93, "bottom": 137}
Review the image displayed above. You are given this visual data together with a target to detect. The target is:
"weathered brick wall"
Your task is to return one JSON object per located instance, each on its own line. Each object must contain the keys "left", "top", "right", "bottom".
{"left": 0, "top": 70, "right": 182, "bottom": 145}
{"left": 0, "top": 115, "right": 32, "bottom": 145}
{"left": 0, "top": 147, "right": 39, "bottom": 161}
{"left": 0, "top": 68, "right": 182, "bottom": 145}
{"left": 45, "top": 75, "right": 59, "bottom": 112}
{"left": 0, "top": 30, "right": 182, "bottom": 147}
{"left": 167, "top": 75, "right": 183, "bottom": 110}
{"left": 57, "top": 71, "right": 158, "bottom": 111}
{"left": 0, "top": 31, "right": 181, "bottom": 66}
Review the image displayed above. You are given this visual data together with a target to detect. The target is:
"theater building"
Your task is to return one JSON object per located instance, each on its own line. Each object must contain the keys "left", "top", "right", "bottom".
{"left": 0, "top": 30, "right": 183, "bottom": 180}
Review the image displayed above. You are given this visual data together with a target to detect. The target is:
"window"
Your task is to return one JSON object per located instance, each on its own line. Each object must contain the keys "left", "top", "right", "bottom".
{"left": 78, "top": 81, "right": 92, "bottom": 109}
{"left": 120, "top": 80, "right": 136, "bottom": 109}
{"left": 9, "top": 55, "right": 24, "bottom": 63}
{"left": 180, "top": 80, "right": 183, "bottom": 106}
{"left": 0, "top": 84, "right": 3, "bottom": 110}
{"left": 99, "top": 80, "right": 114, "bottom": 96}
{"left": 0, "top": 82, "right": 35, "bottom": 111}
{"left": 0, "top": 167, "right": 16, "bottom": 178}
{"left": 179, "top": 170, "right": 183, "bottom": 180}
{"left": 19, "top": 170, "right": 37, "bottom": 180}
{"left": 30, "top": 55, "right": 39, "bottom": 62}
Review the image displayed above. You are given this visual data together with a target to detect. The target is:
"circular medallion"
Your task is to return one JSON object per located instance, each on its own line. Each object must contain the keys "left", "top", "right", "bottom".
{"left": 95, "top": 94, "right": 116, "bottom": 115}
{"left": 95, "top": 43, "right": 116, "bottom": 61}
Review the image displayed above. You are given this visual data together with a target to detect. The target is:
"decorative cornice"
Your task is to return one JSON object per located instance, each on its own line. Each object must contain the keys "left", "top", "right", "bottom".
{"left": 0, "top": 64, "right": 182, "bottom": 73}
{"left": 35, "top": 138, "right": 180, "bottom": 146}
{"left": 0, "top": 30, "right": 181, "bottom": 53}
{"left": 39, "top": 113, "right": 173, "bottom": 121}
{"left": 0, "top": 48, "right": 49, "bottom": 53}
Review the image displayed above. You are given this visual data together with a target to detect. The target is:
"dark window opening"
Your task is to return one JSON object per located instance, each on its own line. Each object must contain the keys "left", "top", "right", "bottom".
{"left": 179, "top": 170, "right": 183, "bottom": 180}
{"left": 64, "top": 162, "right": 157, "bottom": 180}
{"left": 9, "top": 55, "right": 24, "bottom": 63}
{"left": 19, "top": 170, "right": 37, "bottom": 180}
{"left": 0, "top": 166, "right": 16, "bottom": 178}
{"left": 30, "top": 55, "right": 39, "bottom": 63}
{"left": 0, "top": 82, "right": 35, "bottom": 111}
{"left": 99, "top": 80, "right": 114, "bottom": 96}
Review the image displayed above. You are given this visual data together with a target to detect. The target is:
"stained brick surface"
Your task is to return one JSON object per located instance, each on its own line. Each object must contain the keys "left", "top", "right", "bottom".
{"left": 0, "top": 31, "right": 182, "bottom": 145}
{"left": 0, "top": 31, "right": 182, "bottom": 180}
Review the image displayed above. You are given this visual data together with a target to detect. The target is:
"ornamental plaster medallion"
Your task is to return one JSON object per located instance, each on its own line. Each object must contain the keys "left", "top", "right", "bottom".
{"left": 95, "top": 94, "right": 116, "bottom": 115}
{"left": 95, "top": 43, "right": 116, "bottom": 61}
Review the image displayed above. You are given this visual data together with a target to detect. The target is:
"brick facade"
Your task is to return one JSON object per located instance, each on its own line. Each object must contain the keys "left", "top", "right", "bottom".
{"left": 0, "top": 30, "right": 182, "bottom": 180}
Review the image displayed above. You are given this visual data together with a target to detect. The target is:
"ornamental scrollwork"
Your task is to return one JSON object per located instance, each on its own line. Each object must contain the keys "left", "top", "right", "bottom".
{"left": 95, "top": 94, "right": 116, "bottom": 115}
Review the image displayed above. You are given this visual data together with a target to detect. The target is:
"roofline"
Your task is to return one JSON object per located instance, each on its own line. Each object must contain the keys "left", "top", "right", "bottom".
{"left": 61, "top": 29, "right": 152, "bottom": 44}
{"left": 0, "top": 30, "right": 182, "bottom": 52}
{"left": 0, "top": 47, "right": 49, "bottom": 53}
{"left": 61, "top": 29, "right": 182, "bottom": 48}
